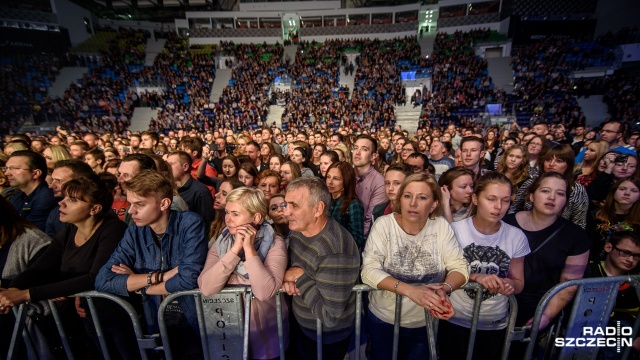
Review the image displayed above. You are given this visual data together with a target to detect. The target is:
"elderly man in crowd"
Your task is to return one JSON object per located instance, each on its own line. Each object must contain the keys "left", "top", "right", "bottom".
{"left": 282, "top": 177, "right": 360, "bottom": 360}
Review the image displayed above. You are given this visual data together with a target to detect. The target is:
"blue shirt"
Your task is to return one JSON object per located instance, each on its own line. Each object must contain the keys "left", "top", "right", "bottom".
{"left": 95, "top": 210, "right": 207, "bottom": 332}
{"left": 9, "top": 181, "right": 57, "bottom": 232}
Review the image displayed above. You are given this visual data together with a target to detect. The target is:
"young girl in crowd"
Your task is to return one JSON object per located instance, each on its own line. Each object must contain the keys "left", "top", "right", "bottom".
{"left": 319, "top": 150, "right": 339, "bottom": 179}
{"left": 372, "top": 163, "right": 412, "bottom": 223}
{"left": 257, "top": 170, "right": 281, "bottom": 201}
{"left": 574, "top": 140, "right": 609, "bottom": 187}
{"left": 511, "top": 144, "right": 589, "bottom": 229}
{"left": 439, "top": 167, "right": 476, "bottom": 223}
{"left": 267, "top": 193, "right": 289, "bottom": 239}
{"left": 209, "top": 179, "right": 244, "bottom": 247}
{"left": 504, "top": 172, "right": 590, "bottom": 357}
{"left": 198, "top": 188, "right": 288, "bottom": 360}
{"left": 268, "top": 154, "right": 285, "bottom": 173}
{"left": 587, "top": 177, "right": 640, "bottom": 261}
{"left": 325, "top": 162, "right": 365, "bottom": 247}
{"left": 496, "top": 145, "right": 530, "bottom": 191}
{"left": 238, "top": 162, "right": 258, "bottom": 188}
{"left": 439, "top": 172, "right": 529, "bottom": 360}
{"left": 279, "top": 161, "right": 301, "bottom": 190}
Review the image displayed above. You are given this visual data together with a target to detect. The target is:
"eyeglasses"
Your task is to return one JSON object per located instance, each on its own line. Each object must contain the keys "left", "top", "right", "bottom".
{"left": 269, "top": 203, "right": 287, "bottom": 212}
{"left": 600, "top": 129, "right": 620, "bottom": 134}
{"left": 528, "top": 142, "right": 542, "bottom": 148}
{"left": 2, "top": 167, "right": 31, "bottom": 172}
{"left": 612, "top": 245, "right": 640, "bottom": 261}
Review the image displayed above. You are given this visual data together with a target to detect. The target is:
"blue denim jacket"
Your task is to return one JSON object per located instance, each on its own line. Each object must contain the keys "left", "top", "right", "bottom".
{"left": 95, "top": 210, "right": 207, "bottom": 333}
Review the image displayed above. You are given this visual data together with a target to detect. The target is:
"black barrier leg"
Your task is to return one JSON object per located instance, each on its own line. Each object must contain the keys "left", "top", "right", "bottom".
{"left": 355, "top": 289, "right": 363, "bottom": 360}
{"left": 392, "top": 294, "right": 402, "bottom": 360}
{"left": 86, "top": 297, "right": 111, "bottom": 360}
{"left": 275, "top": 293, "right": 285, "bottom": 360}
{"left": 466, "top": 285, "right": 483, "bottom": 360}
{"left": 7, "top": 305, "right": 27, "bottom": 360}
{"left": 316, "top": 318, "right": 323, "bottom": 360}
{"left": 243, "top": 291, "right": 251, "bottom": 360}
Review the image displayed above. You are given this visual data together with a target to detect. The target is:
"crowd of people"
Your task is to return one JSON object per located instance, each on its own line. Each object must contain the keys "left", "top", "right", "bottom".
{"left": 0, "top": 27, "right": 639, "bottom": 359}
{"left": 1, "top": 109, "right": 639, "bottom": 359}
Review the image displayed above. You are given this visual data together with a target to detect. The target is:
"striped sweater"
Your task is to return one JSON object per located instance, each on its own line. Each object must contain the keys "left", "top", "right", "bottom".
{"left": 288, "top": 218, "right": 361, "bottom": 343}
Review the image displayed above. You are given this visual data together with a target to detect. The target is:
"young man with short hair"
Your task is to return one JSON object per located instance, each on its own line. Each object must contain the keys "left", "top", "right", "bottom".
{"left": 353, "top": 135, "right": 386, "bottom": 236}
{"left": 166, "top": 151, "right": 214, "bottom": 228}
{"left": 459, "top": 136, "right": 489, "bottom": 180}
{"left": 96, "top": 170, "right": 207, "bottom": 358}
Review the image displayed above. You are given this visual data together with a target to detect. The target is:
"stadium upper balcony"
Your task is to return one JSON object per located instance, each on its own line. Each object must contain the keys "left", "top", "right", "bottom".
{"left": 0, "top": 6, "right": 58, "bottom": 24}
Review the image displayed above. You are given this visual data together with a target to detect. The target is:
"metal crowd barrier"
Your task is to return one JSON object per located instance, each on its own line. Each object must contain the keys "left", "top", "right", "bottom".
{"left": 522, "top": 275, "right": 640, "bottom": 360}
{"left": 5, "top": 282, "right": 518, "bottom": 360}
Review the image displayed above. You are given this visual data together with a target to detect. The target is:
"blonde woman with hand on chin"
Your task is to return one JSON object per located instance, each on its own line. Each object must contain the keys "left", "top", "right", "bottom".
{"left": 198, "top": 187, "right": 288, "bottom": 360}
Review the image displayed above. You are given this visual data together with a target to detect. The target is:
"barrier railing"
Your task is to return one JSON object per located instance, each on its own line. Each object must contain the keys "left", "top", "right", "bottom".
{"left": 522, "top": 275, "right": 640, "bottom": 360}
{"left": 5, "top": 282, "right": 518, "bottom": 360}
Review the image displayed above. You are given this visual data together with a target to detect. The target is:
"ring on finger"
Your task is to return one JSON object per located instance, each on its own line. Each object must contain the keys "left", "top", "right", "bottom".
{"left": 428, "top": 303, "right": 432, "bottom": 307}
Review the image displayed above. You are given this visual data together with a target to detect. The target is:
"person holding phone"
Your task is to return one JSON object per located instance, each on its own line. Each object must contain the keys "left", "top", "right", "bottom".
{"left": 198, "top": 187, "right": 288, "bottom": 359}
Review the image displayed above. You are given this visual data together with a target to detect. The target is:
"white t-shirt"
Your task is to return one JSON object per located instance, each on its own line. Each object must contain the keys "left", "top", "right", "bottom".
{"left": 448, "top": 217, "right": 530, "bottom": 330}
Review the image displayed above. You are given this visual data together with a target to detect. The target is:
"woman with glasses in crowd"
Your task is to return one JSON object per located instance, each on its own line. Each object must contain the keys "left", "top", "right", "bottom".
{"left": 587, "top": 177, "right": 640, "bottom": 261}
{"left": 198, "top": 187, "right": 288, "bottom": 360}
{"left": 400, "top": 140, "right": 419, "bottom": 164}
{"left": 325, "top": 161, "right": 365, "bottom": 248}
{"left": 439, "top": 172, "right": 529, "bottom": 360}
{"left": 503, "top": 172, "right": 590, "bottom": 357}
{"left": 439, "top": 167, "right": 476, "bottom": 223}
{"left": 361, "top": 173, "right": 468, "bottom": 360}
{"left": 525, "top": 135, "right": 548, "bottom": 178}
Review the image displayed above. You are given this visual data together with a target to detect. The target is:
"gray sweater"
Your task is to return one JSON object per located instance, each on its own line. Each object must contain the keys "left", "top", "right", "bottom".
{"left": 2, "top": 227, "right": 51, "bottom": 283}
{"left": 288, "top": 218, "right": 360, "bottom": 343}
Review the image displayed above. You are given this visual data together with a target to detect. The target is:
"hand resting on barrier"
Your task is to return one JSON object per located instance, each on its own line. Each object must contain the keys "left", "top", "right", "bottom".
{"left": 0, "top": 287, "right": 30, "bottom": 314}
{"left": 282, "top": 267, "right": 305, "bottom": 296}
{"left": 404, "top": 284, "right": 454, "bottom": 320}
{"left": 471, "top": 274, "right": 515, "bottom": 296}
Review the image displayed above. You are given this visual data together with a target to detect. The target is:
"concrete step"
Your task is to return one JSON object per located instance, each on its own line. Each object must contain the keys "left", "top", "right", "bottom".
{"left": 340, "top": 65, "right": 357, "bottom": 97}
{"left": 418, "top": 33, "right": 437, "bottom": 57}
{"left": 267, "top": 105, "right": 284, "bottom": 129}
{"left": 145, "top": 38, "right": 167, "bottom": 66}
{"left": 129, "top": 107, "right": 158, "bottom": 132}
{"left": 395, "top": 103, "right": 422, "bottom": 134}
{"left": 486, "top": 57, "right": 514, "bottom": 94}
{"left": 210, "top": 68, "right": 233, "bottom": 102}
{"left": 48, "top": 67, "right": 88, "bottom": 98}
{"left": 283, "top": 45, "right": 297, "bottom": 66}
{"left": 577, "top": 95, "right": 610, "bottom": 128}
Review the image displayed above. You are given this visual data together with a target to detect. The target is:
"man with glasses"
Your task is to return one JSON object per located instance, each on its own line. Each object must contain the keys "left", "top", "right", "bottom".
{"left": 600, "top": 120, "right": 637, "bottom": 156}
{"left": 5, "top": 151, "right": 57, "bottom": 232}
{"left": 584, "top": 231, "right": 640, "bottom": 358}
